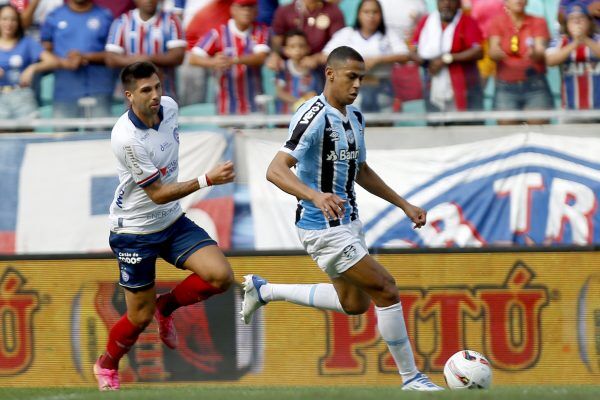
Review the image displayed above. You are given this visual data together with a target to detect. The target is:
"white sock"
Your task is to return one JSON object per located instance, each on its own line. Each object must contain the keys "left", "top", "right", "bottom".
{"left": 375, "top": 302, "right": 418, "bottom": 382}
{"left": 260, "top": 283, "right": 345, "bottom": 313}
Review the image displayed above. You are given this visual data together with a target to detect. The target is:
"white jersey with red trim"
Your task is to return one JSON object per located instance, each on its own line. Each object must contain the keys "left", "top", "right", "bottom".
{"left": 109, "top": 96, "right": 183, "bottom": 234}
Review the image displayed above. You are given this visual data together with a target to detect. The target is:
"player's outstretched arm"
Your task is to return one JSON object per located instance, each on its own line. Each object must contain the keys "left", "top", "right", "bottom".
{"left": 143, "top": 161, "right": 235, "bottom": 205}
{"left": 267, "top": 152, "right": 345, "bottom": 220}
{"left": 355, "top": 162, "right": 426, "bottom": 228}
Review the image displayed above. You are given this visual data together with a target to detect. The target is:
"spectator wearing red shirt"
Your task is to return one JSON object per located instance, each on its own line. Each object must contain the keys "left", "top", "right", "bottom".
{"left": 412, "top": 0, "right": 484, "bottom": 117}
{"left": 189, "top": 0, "right": 270, "bottom": 115}
{"left": 488, "top": 0, "right": 552, "bottom": 124}
{"left": 266, "top": 0, "right": 345, "bottom": 72}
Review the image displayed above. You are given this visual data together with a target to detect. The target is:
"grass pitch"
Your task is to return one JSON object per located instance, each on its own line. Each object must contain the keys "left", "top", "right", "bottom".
{"left": 1, "top": 386, "right": 599, "bottom": 400}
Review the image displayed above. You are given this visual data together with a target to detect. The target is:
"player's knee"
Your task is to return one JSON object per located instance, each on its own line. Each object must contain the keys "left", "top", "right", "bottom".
{"left": 342, "top": 301, "right": 370, "bottom": 315}
{"left": 377, "top": 279, "right": 400, "bottom": 306}
{"left": 210, "top": 266, "right": 235, "bottom": 292}
{"left": 128, "top": 305, "right": 155, "bottom": 329}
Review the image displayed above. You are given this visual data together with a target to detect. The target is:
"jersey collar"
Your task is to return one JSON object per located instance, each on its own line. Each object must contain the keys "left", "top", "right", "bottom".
{"left": 128, "top": 106, "right": 164, "bottom": 130}
{"left": 320, "top": 93, "right": 349, "bottom": 122}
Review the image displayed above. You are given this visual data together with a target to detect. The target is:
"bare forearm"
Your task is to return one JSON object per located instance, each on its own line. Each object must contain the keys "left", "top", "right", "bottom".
{"left": 147, "top": 179, "right": 200, "bottom": 204}
{"left": 149, "top": 48, "right": 185, "bottom": 67}
{"left": 83, "top": 51, "right": 108, "bottom": 65}
{"left": 266, "top": 160, "right": 317, "bottom": 201}
{"left": 356, "top": 165, "right": 409, "bottom": 211}
{"left": 236, "top": 52, "right": 268, "bottom": 67}
{"left": 545, "top": 42, "right": 576, "bottom": 66}
{"left": 451, "top": 46, "right": 483, "bottom": 63}
{"left": 105, "top": 52, "right": 148, "bottom": 68}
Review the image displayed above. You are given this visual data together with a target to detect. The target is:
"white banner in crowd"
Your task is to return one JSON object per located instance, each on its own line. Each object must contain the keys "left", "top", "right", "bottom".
{"left": 5, "top": 132, "right": 232, "bottom": 254}
{"left": 246, "top": 132, "right": 600, "bottom": 250}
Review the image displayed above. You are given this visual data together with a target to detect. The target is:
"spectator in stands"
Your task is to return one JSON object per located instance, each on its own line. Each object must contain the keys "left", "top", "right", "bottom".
{"left": 547, "top": 2, "right": 600, "bottom": 111}
{"left": 322, "top": 0, "right": 411, "bottom": 112}
{"left": 41, "top": 0, "right": 115, "bottom": 118}
{"left": 412, "top": 0, "right": 484, "bottom": 116}
{"left": 267, "top": 0, "right": 345, "bottom": 72}
{"left": 379, "top": 0, "right": 426, "bottom": 109}
{"left": 559, "top": 0, "right": 600, "bottom": 29}
{"left": 468, "top": 0, "right": 505, "bottom": 86}
{"left": 8, "top": 0, "right": 62, "bottom": 31}
{"left": 105, "top": 0, "right": 186, "bottom": 98}
{"left": 489, "top": 0, "right": 552, "bottom": 124}
{"left": 0, "top": 4, "right": 58, "bottom": 122}
{"left": 189, "top": 0, "right": 270, "bottom": 115}
{"left": 275, "top": 29, "right": 320, "bottom": 113}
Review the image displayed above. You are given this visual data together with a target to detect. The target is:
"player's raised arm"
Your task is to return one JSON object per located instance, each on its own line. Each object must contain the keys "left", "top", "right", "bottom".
{"left": 355, "top": 161, "right": 426, "bottom": 228}
{"left": 144, "top": 161, "right": 235, "bottom": 205}
{"left": 267, "top": 151, "right": 345, "bottom": 220}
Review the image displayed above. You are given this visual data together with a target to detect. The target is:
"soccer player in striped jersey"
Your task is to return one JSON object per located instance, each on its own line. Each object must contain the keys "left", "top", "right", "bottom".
{"left": 546, "top": 3, "right": 600, "bottom": 111}
{"left": 241, "top": 46, "right": 443, "bottom": 391}
{"left": 93, "top": 62, "right": 235, "bottom": 391}
{"left": 105, "top": 0, "right": 186, "bottom": 98}
{"left": 189, "top": 0, "right": 270, "bottom": 115}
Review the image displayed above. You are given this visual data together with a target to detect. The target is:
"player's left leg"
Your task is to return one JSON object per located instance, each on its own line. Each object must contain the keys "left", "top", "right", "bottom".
{"left": 154, "top": 216, "right": 234, "bottom": 348}
{"left": 341, "top": 255, "right": 442, "bottom": 391}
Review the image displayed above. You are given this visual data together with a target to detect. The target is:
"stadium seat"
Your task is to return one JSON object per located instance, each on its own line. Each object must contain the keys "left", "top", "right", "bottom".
{"left": 40, "top": 73, "right": 54, "bottom": 106}
{"left": 34, "top": 105, "right": 54, "bottom": 134}
{"left": 339, "top": 0, "right": 360, "bottom": 25}
{"left": 179, "top": 102, "right": 217, "bottom": 131}
{"left": 395, "top": 99, "right": 426, "bottom": 127}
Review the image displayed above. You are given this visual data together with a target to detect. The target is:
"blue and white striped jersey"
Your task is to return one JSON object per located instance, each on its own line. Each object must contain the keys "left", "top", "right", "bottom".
{"left": 281, "top": 94, "right": 367, "bottom": 230}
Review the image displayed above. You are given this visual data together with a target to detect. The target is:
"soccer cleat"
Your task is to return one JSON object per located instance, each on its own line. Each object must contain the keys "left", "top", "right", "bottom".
{"left": 93, "top": 359, "right": 120, "bottom": 391}
{"left": 240, "top": 274, "right": 268, "bottom": 324}
{"left": 155, "top": 305, "right": 178, "bottom": 349}
{"left": 402, "top": 372, "right": 444, "bottom": 391}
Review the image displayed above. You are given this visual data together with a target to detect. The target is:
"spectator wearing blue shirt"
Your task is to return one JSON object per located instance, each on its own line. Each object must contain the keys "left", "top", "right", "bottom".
{"left": 0, "top": 4, "right": 58, "bottom": 122}
{"left": 41, "top": 0, "right": 116, "bottom": 118}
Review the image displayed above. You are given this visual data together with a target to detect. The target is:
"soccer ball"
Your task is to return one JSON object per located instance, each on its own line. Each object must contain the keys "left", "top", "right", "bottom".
{"left": 443, "top": 350, "right": 492, "bottom": 389}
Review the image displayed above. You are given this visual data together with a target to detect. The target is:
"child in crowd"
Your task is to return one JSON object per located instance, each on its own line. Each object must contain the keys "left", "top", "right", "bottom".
{"left": 275, "top": 29, "right": 320, "bottom": 113}
{"left": 546, "top": 2, "right": 600, "bottom": 110}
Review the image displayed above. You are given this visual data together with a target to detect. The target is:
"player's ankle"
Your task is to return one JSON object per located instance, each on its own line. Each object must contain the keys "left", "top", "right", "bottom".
{"left": 98, "top": 353, "right": 118, "bottom": 370}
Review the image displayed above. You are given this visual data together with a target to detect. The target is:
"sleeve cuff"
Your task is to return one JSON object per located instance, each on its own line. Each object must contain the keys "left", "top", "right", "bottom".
{"left": 105, "top": 44, "right": 125, "bottom": 54}
{"left": 191, "top": 47, "right": 209, "bottom": 57}
{"left": 253, "top": 44, "right": 271, "bottom": 54}
{"left": 166, "top": 39, "right": 188, "bottom": 50}
{"left": 137, "top": 171, "right": 160, "bottom": 188}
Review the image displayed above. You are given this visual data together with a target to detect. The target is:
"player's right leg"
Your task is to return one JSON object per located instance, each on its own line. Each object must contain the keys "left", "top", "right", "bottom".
{"left": 95, "top": 231, "right": 161, "bottom": 390}
{"left": 241, "top": 221, "right": 371, "bottom": 324}
{"left": 94, "top": 286, "right": 156, "bottom": 390}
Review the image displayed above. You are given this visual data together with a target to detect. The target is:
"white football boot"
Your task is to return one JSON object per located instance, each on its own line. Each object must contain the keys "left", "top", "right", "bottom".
{"left": 240, "top": 274, "right": 268, "bottom": 324}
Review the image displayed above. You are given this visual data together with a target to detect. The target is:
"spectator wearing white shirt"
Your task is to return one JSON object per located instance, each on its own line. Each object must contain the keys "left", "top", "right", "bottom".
{"left": 322, "top": 0, "right": 410, "bottom": 112}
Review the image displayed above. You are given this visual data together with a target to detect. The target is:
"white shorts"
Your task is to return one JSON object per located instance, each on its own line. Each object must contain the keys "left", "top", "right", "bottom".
{"left": 297, "top": 219, "right": 369, "bottom": 278}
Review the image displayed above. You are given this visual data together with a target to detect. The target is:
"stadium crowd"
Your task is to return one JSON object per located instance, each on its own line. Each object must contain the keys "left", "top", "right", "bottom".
{"left": 0, "top": 0, "right": 598, "bottom": 125}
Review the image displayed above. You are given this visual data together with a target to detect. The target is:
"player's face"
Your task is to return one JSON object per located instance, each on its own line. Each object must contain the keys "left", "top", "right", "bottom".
{"left": 437, "top": 0, "right": 460, "bottom": 22}
{"left": 0, "top": 7, "right": 19, "bottom": 38}
{"left": 283, "top": 35, "right": 310, "bottom": 62}
{"left": 328, "top": 59, "right": 365, "bottom": 106}
{"left": 127, "top": 74, "right": 162, "bottom": 116}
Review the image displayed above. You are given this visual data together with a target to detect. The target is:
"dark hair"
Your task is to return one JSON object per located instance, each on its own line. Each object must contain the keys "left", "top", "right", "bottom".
{"left": 283, "top": 29, "right": 308, "bottom": 46}
{"left": 0, "top": 5, "right": 25, "bottom": 40}
{"left": 120, "top": 61, "right": 159, "bottom": 90}
{"left": 326, "top": 46, "right": 364, "bottom": 67}
{"left": 354, "top": 0, "right": 386, "bottom": 35}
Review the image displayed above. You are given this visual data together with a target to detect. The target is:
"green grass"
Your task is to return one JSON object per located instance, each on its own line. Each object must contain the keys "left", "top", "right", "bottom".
{"left": 1, "top": 386, "right": 599, "bottom": 400}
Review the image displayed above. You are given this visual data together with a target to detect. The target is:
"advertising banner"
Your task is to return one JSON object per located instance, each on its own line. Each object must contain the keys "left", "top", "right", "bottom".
{"left": 247, "top": 132, "right": 600, "bottom": 250}
{"left": 0, "top": 131, "right": 234, "bottom": 255}
{"left": 0, "top": 251, "right": 598, "bottom": 387}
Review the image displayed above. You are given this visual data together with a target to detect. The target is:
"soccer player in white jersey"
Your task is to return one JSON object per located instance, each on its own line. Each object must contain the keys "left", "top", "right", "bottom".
{"left": 93, "top": 61, "right": 235, "bottom": 391}
{"left": 241, "top": 46, "right": 443, "bottom": 391}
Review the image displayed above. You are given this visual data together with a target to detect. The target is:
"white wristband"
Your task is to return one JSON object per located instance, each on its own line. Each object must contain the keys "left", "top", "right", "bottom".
{"left": 197, "top": 174, "right": 209, "bottom": 189}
